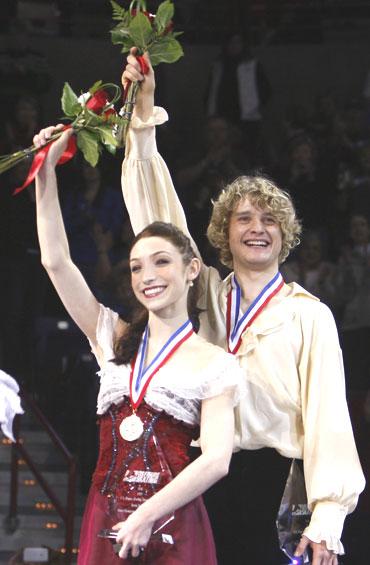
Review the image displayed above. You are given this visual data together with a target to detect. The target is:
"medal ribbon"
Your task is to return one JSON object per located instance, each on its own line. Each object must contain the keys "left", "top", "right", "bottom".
{"left": 129, "top": 319, "right": 194, "bottom": 411}
{"left": 226, "top": 271, "right": 284, "bottom": 355}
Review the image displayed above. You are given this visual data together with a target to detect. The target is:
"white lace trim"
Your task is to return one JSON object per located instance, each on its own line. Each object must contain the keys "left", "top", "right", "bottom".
{"left": 94, "top": 305, "right": 244, "bottom": 424}
{"left": 96, "top": 354, "right": 242, "bottom": 425}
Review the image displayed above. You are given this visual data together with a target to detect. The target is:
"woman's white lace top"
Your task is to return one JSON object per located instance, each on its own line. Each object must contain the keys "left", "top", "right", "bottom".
{"left": 91, "top": 305, "right": 243, "bottom": 426}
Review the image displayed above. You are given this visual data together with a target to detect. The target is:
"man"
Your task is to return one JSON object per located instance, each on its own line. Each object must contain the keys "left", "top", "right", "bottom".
{"left": 120, "top": 51, "right": 365, "bottom": 565}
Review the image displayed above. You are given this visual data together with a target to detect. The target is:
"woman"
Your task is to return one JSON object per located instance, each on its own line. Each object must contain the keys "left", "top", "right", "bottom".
{"left": 33, "top": 125, "right": 242, "bottom": 564}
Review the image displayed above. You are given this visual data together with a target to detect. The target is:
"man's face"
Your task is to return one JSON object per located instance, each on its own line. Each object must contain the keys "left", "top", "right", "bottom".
{"left": 228, "top": 197, "right": 282, "bottom": 273}
{"left": 350, "top": 215, "right": 370, "bottom": 245}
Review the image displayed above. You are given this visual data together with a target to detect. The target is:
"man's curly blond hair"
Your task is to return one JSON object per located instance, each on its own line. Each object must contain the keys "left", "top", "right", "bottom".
{"left": 207, "top": 175, "right": 302, "bottom": 269}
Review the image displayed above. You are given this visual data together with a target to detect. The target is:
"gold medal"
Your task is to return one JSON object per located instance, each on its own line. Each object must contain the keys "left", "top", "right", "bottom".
{"left": 119, "top": 413, "right": 144, "bottom": 441}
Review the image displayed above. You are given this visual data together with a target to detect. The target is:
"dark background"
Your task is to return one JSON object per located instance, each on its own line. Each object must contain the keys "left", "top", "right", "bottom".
{"left": 0, "top": 1, "right": 369, "bottom": 564}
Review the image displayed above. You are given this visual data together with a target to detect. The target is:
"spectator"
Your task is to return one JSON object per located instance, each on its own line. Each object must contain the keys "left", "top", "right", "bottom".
{"left": 337, "top": 212, "right": 370, "bottom": 390}
{"left": 176, "top": 116, "right": 243, "bottom": 262}
{"left": 61, "top": 160, "right": 124, "bottom": 291}
{"left": 281, "top": 229, "right": 339, "bottom": 316}
{"left": 205, "top": 31, "right": 271, "bottom": 166}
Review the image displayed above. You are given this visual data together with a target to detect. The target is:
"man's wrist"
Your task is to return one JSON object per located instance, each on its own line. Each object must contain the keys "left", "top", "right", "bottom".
{"left": 134, "top": 94, "right": 155, "bottom": 122}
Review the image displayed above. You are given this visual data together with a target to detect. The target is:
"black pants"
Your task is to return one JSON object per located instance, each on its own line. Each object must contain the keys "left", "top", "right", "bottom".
{"left": 198, "top": 448, "right": 292, "bottom": 565}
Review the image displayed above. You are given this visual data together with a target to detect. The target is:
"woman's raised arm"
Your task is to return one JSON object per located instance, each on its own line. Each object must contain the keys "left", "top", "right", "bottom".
{"left": 35, "top": 126, "right": 104, "bottom": 348}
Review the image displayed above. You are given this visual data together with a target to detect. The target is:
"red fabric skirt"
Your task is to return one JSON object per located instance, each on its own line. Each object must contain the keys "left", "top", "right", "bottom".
{"left": 78, "top": 487, "right": 217, "bottom": 564}
{"left": 77, "top": 400, "right": 217, "bottom": 564}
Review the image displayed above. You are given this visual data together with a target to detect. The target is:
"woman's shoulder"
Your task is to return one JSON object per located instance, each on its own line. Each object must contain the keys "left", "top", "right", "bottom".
{"left": 90, "top": 303, "right": 128, "bottom": 367}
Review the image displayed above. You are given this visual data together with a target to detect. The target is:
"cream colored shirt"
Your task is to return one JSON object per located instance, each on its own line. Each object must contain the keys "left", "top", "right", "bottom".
{"left": 121, "top": 107, "right": 365, "bottom": 555}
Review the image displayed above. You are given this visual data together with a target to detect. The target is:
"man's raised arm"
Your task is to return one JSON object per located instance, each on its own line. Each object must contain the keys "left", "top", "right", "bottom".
{"left": 121, "top": 49, "right": 193, "bottom": 242}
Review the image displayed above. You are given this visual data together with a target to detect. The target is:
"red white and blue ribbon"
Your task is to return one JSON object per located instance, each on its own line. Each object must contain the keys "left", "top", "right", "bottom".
{"left": 226, "top": 271, "right": 284, "bottom": 355}
{"left": 129, "top": 319, "right": 194, "bottom": 410}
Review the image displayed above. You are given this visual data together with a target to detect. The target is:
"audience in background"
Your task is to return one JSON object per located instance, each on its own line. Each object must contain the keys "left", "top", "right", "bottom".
{"left": 281, "top": 229, "right": 339, "bottom": 317}
{"left": 176, "top": 116, "right": 242, "bottom": 262}
{"left": 337, "top": 212, "right": 370, "bottom": 391}
{"left": 205, "top": 31, "right": 271, "bottom": 166}
{"left": 61, "top": 160, "right": 124, "bottom": 292}
{"left": 0, "top": 26, "right": 369, "bottom": 562}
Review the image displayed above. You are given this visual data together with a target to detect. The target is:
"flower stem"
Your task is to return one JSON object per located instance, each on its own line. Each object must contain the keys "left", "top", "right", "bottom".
{"left": 0, "top": 122, "right": 84, "bottom": 176}
{"left": 119, "top": 81, "right": 140, "bottom": 145}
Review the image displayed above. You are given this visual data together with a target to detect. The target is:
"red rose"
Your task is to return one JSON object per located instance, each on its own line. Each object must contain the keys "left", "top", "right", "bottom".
{"left": 163, "top": 21, "right": 174, "bottom": 35}
{"left": 86, "top": 90, "right": 109, "bottom": 113}
{"left": 130, "top": 8, "right": 155, "bottom": 23}
{"left": 103, "top": 108, "right": 116, "bottom": 120}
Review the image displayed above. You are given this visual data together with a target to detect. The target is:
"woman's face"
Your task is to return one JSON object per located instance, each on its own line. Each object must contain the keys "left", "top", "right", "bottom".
{"left": 15, "top": 99, "right": 38, "bottom": 127}
{"left": 291, "top": 142, "right": 314, "bottom": 167}
{"left": 300, "top": 235, "right": 322, "bottom": 268}
{"left": 129, "top": 236, "right": 197, "bottom": 318}
{"left": 350, "top": 215, "right": 370, "bottom": 245}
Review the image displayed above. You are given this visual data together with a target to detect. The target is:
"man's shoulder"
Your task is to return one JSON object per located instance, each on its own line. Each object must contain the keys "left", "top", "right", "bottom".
{"left": 285, "top": 282, "right": 335, "bottom": 323}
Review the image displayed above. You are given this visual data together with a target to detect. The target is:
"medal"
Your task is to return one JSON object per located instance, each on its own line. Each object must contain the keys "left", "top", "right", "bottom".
{"left": 119, "top": 319, "right": 194, "bottom": 442}
{"left": 226, "top": 271, "right": 284, "bottom": 354}
{"left": 119, "top": 413, "right": 144, "bottom": 441}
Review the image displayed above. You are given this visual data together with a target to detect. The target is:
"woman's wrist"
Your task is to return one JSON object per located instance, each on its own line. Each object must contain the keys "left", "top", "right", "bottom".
{"left": 132, "top": 500, "right": 156, "bottom": 526}
{"left": 37, "top": 162, "right": 56, "bottom": 182}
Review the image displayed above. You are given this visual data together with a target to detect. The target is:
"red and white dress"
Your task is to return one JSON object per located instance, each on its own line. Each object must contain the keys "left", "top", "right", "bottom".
{"left": 78, "top": 305, "right": 242, "bottom": 564}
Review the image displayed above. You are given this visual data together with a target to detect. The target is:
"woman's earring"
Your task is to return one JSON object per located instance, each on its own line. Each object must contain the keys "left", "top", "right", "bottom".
{"left": 189, "top": 280, "right": 194, "bottom": 287}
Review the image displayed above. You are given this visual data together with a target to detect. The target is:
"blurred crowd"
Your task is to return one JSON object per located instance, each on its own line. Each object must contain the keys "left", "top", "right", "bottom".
{"left": 0, "top": 25, "right": 369, "bottom": 558}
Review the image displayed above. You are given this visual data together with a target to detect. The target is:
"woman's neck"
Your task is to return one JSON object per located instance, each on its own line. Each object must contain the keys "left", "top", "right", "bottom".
{"left": 147, "top": 312, "right": 190, "bottom": 342}
{"left": 145, "top": 312, "right": 191, "bottom": 366}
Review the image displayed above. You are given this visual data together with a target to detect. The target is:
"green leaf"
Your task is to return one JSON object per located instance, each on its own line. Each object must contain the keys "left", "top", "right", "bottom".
{"left": 94, "top": 125, "right": 120, "bottom": 147}
{"left": 61, "top": 82, "right": 80, "bottom": 118}
{"left": 81, "top": 107, "right": 105, "bottom": 127}
{"left": 77, "top": 129, "right": 100, "bottom": 167}
{"left": 129, "top": 12, "right": 153, "bottom": 48}
{"left": 149, "top": 37, "right": 183, "bottom": 66}
{"left": 154, "top": 1, "right": 174, "bottom": 34}
{"left": 110, "top": 26, "right": 135, "bottom": 48}
{"left": 89, "top": 80, "right": 103, "bottom": 95}
{"left": 105, "top": 143, "right": 117, "bottom": 155}
{"left": 110, "top": 0, "right": 126, "bottom": 21}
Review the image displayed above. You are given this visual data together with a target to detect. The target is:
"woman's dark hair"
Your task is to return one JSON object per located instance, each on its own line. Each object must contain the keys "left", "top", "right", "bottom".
{"left": 112, "top": 222, "right": 200, "bottom": 365}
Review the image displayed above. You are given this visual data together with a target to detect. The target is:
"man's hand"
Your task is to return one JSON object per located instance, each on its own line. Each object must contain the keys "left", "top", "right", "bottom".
{"left": 294, "top": 535, "right": 338, "bottom": 565}
{"left": 121, "top": 47, "right": 155, "bottom": 121}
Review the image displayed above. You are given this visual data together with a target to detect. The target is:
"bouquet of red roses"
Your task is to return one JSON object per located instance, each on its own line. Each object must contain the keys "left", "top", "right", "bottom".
{"left": 0, "top": 1, "right": 184, "bottom": 193}
{"left": 0, "top": 81, "right": 125, "bottom": 194}
{"left": 110, "top": 0, "right": 183, "bottom": 141}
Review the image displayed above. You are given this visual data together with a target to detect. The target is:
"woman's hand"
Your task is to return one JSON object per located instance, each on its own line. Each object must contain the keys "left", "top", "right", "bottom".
{"left": 112, "top": 510, "right": 154, "bottom": 559}
{"left": 33, "top": 125, "right": 74, "bottom": 170}
{"left": 294, "top": 535, "right": 338, "bottom": 565}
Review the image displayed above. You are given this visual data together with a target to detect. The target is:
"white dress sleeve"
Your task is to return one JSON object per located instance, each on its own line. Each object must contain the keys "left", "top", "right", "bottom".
{"left": 89, "top": 303, "right": 119, "bottom": 366}
{"left": 89, "top": 304, "right": 131, "bottom": 416}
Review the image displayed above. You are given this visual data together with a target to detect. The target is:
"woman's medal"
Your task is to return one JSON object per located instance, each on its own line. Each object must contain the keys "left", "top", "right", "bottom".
{"left": 119, "top": 413, "right": 144, "bottom": 441}
{"left": 119, "top": 320, "right": 194, "bottom": 441}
